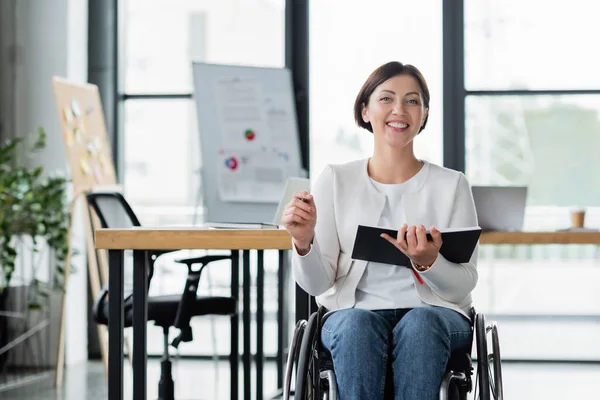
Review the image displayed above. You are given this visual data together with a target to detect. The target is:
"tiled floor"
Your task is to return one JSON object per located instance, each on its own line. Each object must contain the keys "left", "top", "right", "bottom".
{"left": 2, "top": 359, "right": 600, "bottom": 399}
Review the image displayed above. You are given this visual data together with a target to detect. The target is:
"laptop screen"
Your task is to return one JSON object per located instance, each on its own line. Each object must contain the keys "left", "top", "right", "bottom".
{"left": 471, "top": 186, "right": 527, "bottom": 231}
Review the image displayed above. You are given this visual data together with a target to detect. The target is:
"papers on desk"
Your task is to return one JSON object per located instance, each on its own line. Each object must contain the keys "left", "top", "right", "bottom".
{"left": 556, "top": 227, "right": 599, "bottom": 232}
{"left": 131, "top": 223, "right": 280, "bottom": 230}
{"left": 204, "top": 222, "right": 280, "bottom": 230}
{"left": 131, "top": 226, "right": 210, "bottom": 230}
{"left": 351, "top": 225, "right": 482, "bottom": 265}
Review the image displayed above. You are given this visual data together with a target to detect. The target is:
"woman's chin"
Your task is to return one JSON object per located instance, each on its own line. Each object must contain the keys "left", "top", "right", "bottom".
{"left": 385, "top": 134, "right": 415, "bottom": 148}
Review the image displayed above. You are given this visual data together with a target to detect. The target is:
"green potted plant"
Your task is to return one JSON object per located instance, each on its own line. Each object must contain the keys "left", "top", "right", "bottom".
{"left": 0, "top": 127, "right": 71, "bottom": 306}
{"left": 0, "top": 127, "right": 73, "bottom": 375}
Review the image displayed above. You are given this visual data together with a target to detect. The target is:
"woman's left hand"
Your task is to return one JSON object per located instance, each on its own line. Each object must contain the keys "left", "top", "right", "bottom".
{"left": 381, "top": 224, "right": 442, "bottom": 267}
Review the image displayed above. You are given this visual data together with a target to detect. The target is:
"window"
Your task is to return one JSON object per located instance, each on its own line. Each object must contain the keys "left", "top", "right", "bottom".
{"left": 465, "top": 0, "right": 600, "bottom": 90}
{"left": 123, "top": 0, "right": 285, "bottom": 94}
{"left": 119, "top": 0, "right": 286, "bottom": 368}
{"left": 309, "top": 0, "right": 443, "bottom": 178}
{"left": 464, "top": 0, "right": 600, "bottom": 361}
{"left": 464, "top": 1, "right": 600, "bottom": 198}
{"left": 466, "top": 95, "right": 600, "bottom": 208}
{"left": 121, "top": 0, "right": 285, "bottom": 213}
{"left": 123, "top": 99, "right": 198, "bottom": 209}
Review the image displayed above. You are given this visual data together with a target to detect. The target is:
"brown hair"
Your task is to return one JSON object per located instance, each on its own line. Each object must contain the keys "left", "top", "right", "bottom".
{"left": 353, "top": 61, "right": 430, "bottom": 133}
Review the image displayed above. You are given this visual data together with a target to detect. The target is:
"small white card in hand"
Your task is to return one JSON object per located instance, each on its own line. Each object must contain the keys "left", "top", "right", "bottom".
{"left": 272, "top": 177, "right": 311, "bottom": 225}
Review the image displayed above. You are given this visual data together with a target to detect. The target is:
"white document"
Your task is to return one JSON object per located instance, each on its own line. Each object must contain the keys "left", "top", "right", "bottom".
{"left": 217, "top": 149, "right": 287, "bottom": 203}
{"left": 214, "top": 76, "right": 272, "bottom": 149}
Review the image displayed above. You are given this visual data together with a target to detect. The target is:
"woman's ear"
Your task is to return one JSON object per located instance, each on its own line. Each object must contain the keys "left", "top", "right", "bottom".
{"left": 422, "top": 107, "right": 429, "bottom": 126}
{"left": 361, "top": 103, "right": 370, "bottom": 123}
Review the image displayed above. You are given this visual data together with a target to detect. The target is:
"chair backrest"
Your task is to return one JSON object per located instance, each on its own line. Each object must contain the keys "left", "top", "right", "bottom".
{"left": 86, "top": 192, "right": 141, "bottom": 229}
{"left": 86, "top": 192, "right": 152, "bottom": 300}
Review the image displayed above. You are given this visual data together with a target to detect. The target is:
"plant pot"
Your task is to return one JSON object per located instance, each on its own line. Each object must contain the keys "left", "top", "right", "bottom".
{"left": 0, "top": 288, "right": 10, "bottom": 371}
{"left": 0, "top": 285, "right": 60, "bottom": 375}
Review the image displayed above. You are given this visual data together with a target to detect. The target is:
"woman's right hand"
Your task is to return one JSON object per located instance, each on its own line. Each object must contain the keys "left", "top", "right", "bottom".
{"left": 281, "top": 190, "right": 316, "bottom": 249}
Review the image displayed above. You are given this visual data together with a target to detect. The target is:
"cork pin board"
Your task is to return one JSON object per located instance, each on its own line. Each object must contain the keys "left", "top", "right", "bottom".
{"left": 52, "top": 77, "right": 117, "bottom": 191}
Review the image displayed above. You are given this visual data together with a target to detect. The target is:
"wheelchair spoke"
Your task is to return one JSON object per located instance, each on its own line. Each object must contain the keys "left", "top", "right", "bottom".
{"left": 487, "top": 361, "right": 497, "bottom": 399}
{"left": 306, "top": 367, "right": 314, "bottom": 400}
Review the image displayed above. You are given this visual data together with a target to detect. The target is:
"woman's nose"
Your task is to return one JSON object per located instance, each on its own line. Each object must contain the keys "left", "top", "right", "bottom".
{"left": 392, "top": 101, "right": 404, "bottom": 115}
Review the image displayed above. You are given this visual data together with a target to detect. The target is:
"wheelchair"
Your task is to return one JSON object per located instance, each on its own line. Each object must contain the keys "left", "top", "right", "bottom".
{"left": 283, "top": 306, "right": 503, "bottom": 400}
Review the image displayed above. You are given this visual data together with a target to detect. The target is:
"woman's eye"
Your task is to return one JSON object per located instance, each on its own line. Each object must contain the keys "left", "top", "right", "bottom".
{"left": 407, "top": 99, "right": 419, "bottom": 105}
{"left": 380, "top": 96, "right": 392, "bottom": 101}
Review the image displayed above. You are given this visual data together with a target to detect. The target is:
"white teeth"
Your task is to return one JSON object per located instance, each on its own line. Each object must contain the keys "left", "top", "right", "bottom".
{"left": 387, "top": 122, "right": 408, "bottom": 128}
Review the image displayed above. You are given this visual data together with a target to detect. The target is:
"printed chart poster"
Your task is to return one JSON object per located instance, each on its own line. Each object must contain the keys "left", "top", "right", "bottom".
{"left": 217, "top": 149, "right": 287, "bottom": 203}
{"left": 214, "top": 76, "right": 272, "bottom": 149}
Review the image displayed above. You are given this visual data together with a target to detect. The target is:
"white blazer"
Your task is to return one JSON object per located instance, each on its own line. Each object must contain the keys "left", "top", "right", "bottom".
{"left": 292, "top": 159, "right": 479, "bottom": 319}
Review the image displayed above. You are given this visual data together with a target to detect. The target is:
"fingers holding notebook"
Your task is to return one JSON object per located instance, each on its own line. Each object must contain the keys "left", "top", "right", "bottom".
{"left": 380, "top": 224, "right": 443, "bottom": 267}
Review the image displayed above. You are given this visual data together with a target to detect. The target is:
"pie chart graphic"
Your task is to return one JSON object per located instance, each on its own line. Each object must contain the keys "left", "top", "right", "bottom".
{"left": 224, "top": 157, "right": 238, "bottom": 171}
{"left": 244, "top": 129, "right": 256, "bottom": 141}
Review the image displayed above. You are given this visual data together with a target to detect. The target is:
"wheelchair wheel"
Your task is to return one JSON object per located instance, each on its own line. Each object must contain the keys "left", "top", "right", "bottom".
{"left": 295, "top": 312, "right": 320, "bottom": 399}
{"left": 475, "top": 314, "right": 503, "bottom": 400}
{"left": 283, "top": 319, "right": 307, "bottom": 400}
{"left": 489, "top": 322, "right": 504, "bottom": 398}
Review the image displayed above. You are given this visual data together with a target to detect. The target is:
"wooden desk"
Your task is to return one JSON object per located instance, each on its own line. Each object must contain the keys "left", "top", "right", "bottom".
{"left": 95, "top": 228, "right": 292, "bottom": 400}
{"left": 480, "top": 230, "right": 600, "bottom": 245}
{"left": 95, "top": 227, "right": 293, "bottom": 250}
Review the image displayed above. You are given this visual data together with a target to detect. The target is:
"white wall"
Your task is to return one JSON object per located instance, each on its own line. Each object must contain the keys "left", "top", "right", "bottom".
{"left": 0, "top": 0, "right": 89, "bottom": 366}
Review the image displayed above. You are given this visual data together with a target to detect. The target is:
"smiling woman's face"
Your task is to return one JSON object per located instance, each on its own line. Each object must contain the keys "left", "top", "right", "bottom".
{"left": 361, "top": 74, "right": 428, "bottom": 149}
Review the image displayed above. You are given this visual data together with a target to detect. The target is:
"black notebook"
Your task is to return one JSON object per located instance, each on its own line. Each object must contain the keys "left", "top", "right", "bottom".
{"left": 351, "top": 225, "right": 482, "bottom": 266}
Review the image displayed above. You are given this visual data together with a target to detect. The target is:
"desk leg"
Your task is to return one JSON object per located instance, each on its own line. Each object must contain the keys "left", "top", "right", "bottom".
{"left": 277, "top": 250, "right": 290, "bottom": 389}
{"left": 242, "top": 250, "right": 251, "bottom": 400}
{"left": 230, "top": 250, "right": 239, "bottom": 400}
{"left": 132, "top": 250, "right": 148, "bottom": 400}
{"left": 256, "top": 250, "right": 264, "bottom": 400}
{"left": 108, "top": 250, "right": 124, "bottom": 400}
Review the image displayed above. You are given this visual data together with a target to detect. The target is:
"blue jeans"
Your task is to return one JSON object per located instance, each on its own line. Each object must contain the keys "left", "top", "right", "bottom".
{"left": 321, "top": 306, "right": 472, "bottom": 400}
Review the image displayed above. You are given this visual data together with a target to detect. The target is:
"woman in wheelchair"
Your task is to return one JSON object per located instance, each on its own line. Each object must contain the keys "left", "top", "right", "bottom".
{"left": 281, "top": 61, "right": 479, "bottom": 400}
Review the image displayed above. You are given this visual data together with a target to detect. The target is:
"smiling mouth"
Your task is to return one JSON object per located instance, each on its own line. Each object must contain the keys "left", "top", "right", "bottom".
{"left": 387, "top": 122, "right": 409, "bottom": 129}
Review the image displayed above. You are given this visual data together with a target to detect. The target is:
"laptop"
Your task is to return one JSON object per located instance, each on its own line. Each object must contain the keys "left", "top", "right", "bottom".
{"left": 471, "top": 186, "right": 528, "bottom": 231}
{"left": 205, "top": 177, "right": 312, "bottom": 229}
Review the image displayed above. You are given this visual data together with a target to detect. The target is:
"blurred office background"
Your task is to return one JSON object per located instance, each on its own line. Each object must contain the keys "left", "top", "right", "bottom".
{"left": 1, "top": 0, "right": 600, "bottom": 399}
{"left": 121, "top": 0, "right": 600, "bottom": 359}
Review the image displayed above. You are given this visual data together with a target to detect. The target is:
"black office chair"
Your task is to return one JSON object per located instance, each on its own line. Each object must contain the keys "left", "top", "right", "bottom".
{"left": 86, "top": 192, "right": 238, "bottom": 400}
